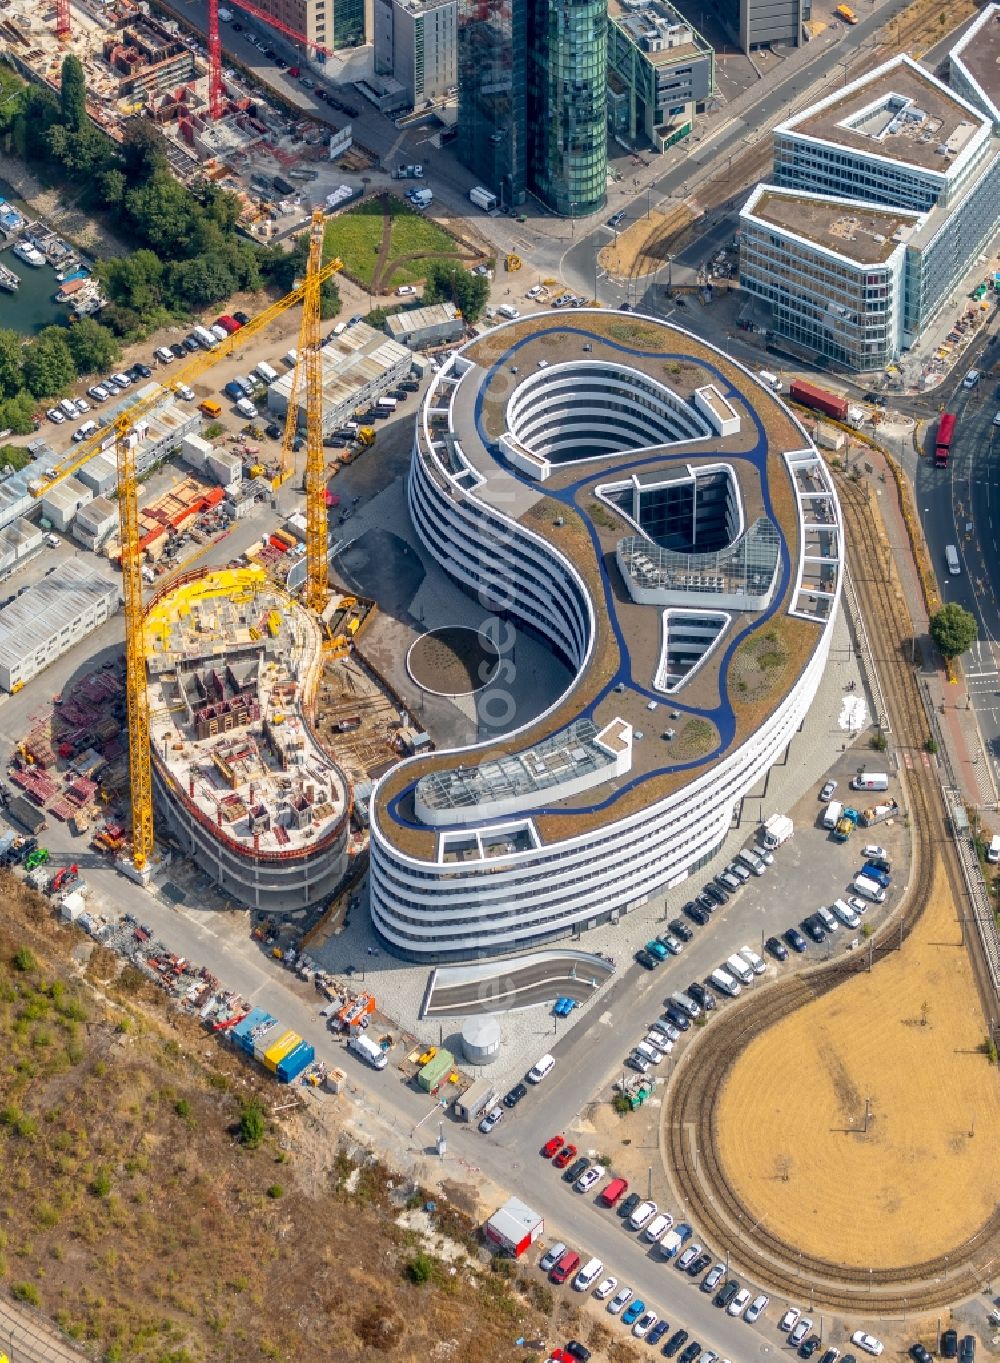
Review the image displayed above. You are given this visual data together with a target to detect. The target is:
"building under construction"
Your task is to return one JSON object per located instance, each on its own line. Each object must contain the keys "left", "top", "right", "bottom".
{"left": 145, "top": 566, "right": 352, "bottom": 911}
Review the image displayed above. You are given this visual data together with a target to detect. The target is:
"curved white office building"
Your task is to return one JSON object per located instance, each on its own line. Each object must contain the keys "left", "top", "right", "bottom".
{"left": 370, "top": 312, "right": 843, "bottom": 961}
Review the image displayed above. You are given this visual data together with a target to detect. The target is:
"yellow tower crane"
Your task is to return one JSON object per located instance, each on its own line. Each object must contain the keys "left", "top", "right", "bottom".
{"left": 31, "top": 241, "right": 343, "bottom": 876}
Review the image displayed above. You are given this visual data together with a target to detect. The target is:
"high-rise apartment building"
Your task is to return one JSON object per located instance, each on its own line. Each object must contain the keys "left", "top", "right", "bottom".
{"left": 457, "top": 0, "right": 607, "bottom": 216}
{"left": 249, "top": 0, "right": 365, "bottom": 56}
{"left": 374, "top": 0, "right": 457, "bottom": 107}
{"left": 606, "top": 0, "right": 713, "bottom": 151}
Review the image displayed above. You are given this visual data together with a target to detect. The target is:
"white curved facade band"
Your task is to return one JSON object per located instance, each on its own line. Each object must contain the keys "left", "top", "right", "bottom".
{"left": 370, "top": 313, "right": 842, "bottom": 961}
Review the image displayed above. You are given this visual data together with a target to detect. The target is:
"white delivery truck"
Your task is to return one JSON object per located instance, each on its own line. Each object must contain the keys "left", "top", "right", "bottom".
{"left": 348, "top": 1032, "right": 388, "bottom": 1069}
{"left": 726, "top": 953, "right": 754, "bottom": 987}
{"left": 410, "top": 188, "right": 433, "bottom": 209}
{"left": 469, "top": 186, "right": 498, "bottom": 212}
{"left": 823, "top": 800, "right": 843, "bottom": 830}
{"left": 761, "top": 814, "right": 794, "bottom": 849}
{"left": 988, "top": 835, "right": 1000, "bottom": 864}
{"left": 851, "top": 772, "right": 889, "bottom": 792}
{"left": 945, "top": 544, "right": 961, "bottom": 575}
{"left": 758, "top": 369, "right": 782, "bottom": 392}
{"left": 255, "top": 361, "right": 279, "bottom": 384}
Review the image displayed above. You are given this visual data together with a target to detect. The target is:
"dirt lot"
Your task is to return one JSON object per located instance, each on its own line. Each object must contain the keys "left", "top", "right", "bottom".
{"left": 714, "top": 860, "right": 1000, "bottom": 1269}
{"left": 598, "top": 201, "right": 697, "bottom": 280}
{"left": 0, "top": 875, "right": 590, "bottom": 1363}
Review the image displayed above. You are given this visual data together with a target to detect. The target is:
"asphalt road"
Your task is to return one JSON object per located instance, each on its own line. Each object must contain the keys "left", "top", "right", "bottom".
{"left": 916, "top": 371, "right": 1000, "bottom": 787}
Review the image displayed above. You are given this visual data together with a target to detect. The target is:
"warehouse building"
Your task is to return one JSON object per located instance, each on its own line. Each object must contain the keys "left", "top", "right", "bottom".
{"left": 0, "top": 560, "right": 121, "bottom": 692}
{"left": 267, "top": 322, "right": 412, "bottom": 434}
{"left": 40, "top": 475, "right": 93, "bottom": 534}
{"left": 73, "top": 497, "right": 119, "bottom": 552}
{"left": 0, "top": 520, "right": 44, "bottom": 580}
{"left": 385, "top": 302, "right": 463, "bottom": 348}
{"left": 99, "top": 387, "right": 202, "bottom": 475}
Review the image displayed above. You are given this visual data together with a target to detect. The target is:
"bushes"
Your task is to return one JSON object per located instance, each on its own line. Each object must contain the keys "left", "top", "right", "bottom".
{"left": 405, "top": 1252, "right": 436, "bottom": 1284}
{"left": 238, "top": 1098, "right": 265, "bottom": 1149}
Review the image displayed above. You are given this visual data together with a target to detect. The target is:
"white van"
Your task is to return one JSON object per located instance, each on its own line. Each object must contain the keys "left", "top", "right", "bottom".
{"left": 709, "top": 967, "right": 741, "bottom": 997}
{"left": 497, "top": 304, "right": 521, "bottom": 321}
{"left": 726, "top": 953, "right": 754, "bottom": 986}
{"left": 853, "top": 874, "right": 886, "bottom": 904}
{"left": 59, "top": 398, "right": 78, "bottom": 418}
{"left": 851, "top": 772, "right": 889, "bottom": 792}
{"left": 644, "top": 1213, "right": 673, "bottom": 1243}
{"left": 823, "top": 800, "right": 843, "bottom": 830}
{"left": 963, "top": 368, "right": 980, "bottom": 389}
{"left": 574, "top": 1258, "right": 604, "bottom": 1292}
{"left": 832, "top": 898, "right": 861, "bottom": 929}
{"left": 527, "top": 1052, "right": 555, "bottom": 1083}
{"left": 759, "top": 369, "right": 782, "bottom": 392}
{"left": 284, "top": 349, "right": 298, "bottom": 367}
{"left": 670, "top": 990, "right": 700, "bottom": 1019}
{"left": 945, "top": 544, "right": 960, "bottom": 576}
{"left": 988, "top": 835, "right": 1000, "bottom": 865}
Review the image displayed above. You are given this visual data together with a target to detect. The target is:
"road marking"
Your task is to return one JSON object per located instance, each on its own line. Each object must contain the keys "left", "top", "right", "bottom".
{"left": 965, "top": 671, "right": 998, "bottom": 678}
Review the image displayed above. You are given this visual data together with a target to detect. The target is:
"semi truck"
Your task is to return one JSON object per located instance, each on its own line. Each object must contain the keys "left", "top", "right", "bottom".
{"left": 761, "top": 814, "right": 794, "bottom": 849}
{"left": 348, "top": 1032, "right": 388, "bottom": 1070}
{"left": 788, "top": 379, "right": 849, "bottom": 423}
{"left": 469, "top": 186, "right": 498, "bottom": 212}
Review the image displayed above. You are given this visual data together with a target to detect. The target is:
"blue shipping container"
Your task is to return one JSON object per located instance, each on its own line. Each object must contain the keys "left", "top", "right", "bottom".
{"left": 231, "top": 1008, "right": 275, "bottom": 1054}
{"left": 276, "top": 1040, "right": 315, "bottom": 1083}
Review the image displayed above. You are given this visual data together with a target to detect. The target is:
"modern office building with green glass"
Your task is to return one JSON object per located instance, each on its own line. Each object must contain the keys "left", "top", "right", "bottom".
{"left": 457, "top": 0, "right": 607, "bottom": 216}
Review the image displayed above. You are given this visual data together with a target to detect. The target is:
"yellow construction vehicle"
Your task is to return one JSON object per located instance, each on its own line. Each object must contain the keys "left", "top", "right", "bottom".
{"left": 357, "top": 427, "right": 376, "bottom": 448}
{"left": 505, "top": 253, "right": 522, "bottom": 272}
{"left": 30, "top": 216, "right": 342, "bottom": 875}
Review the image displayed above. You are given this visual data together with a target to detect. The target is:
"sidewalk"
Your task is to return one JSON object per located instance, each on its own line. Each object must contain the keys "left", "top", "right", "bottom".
{"left": 850, "top": 441, "right": 997, "bottom": 812}
{"left": 0, "top": 1294, "right": 90, "bottom": 1363}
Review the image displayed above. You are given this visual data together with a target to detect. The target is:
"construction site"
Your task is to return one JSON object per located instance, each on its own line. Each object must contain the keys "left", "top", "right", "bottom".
{"left": 143, "top": 565, "right": 353, "bottom": 911}
{"left": 0, "top": 0, "right": 373, "bottom": 239}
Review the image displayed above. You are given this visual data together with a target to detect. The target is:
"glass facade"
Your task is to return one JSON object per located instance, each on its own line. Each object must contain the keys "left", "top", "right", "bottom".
{"left": 456, "top": 0, "right": 527, "bottom": 206}
{"left": 334, "top": 0, "right": 365, "bottom": 47}
{"left": 528, "top": 0, "right": 608, "bottom": 215}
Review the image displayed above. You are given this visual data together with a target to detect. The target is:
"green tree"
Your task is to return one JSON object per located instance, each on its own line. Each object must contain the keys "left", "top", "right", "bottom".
{"left": 120, "top": 119, "right": 168, "bottom": 185}
{"left": 97, "top": 249, "right": 165, "bottom": 314}
{"left": 125, "top": 174, "right": 197, "bottom": 256}
{"left": 0, "top": 393, "right": 37, "bottom": 436}
{"left": 22, "top": 328, "right": 75, "bottom": 399}
{"left": 239, "top": 1098, "right": 265, "bottom": 1148}
{"left": 66, "top": 317, "right": 120, "bottom": 375}
{"left": 17, "top": 86, "right": 61, "bottom": 165}
{"left": 929, "top": 602, "right": 978, "bottom": 660}
{"left": 166, "top": 253, "right": 237, "bottom": 308}
{"left": 405, "top": 1253, "right": 435, "bottom": 1284}
{"left": 423, "top": 261, "right": 490, "bottom": 322}
{"left": 0, "top": 328, "right": 24, "bottom": 399}
{"left": 96, "top": 166, "right": 127, "bottom": 208}
{"left": 59, "top": 54, "right": 87, "bottom": 134}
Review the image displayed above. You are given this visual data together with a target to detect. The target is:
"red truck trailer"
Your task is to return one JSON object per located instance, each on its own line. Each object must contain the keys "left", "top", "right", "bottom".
{"left": 788, "top": 379, "right": 849, "bottom": 423}
{"left": 934, "top": 412, "right": 956, "bottom": 468}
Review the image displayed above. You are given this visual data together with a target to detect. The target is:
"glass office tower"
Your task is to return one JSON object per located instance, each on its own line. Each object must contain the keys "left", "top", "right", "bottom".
{"left": 528, "top": 0, "right": 607, "bottom": 216}
{"left": 456, "top": 0, "right": 527, "bottom": 207}
{"left": 457, "top": 0, "right": 607, "bottom": 216}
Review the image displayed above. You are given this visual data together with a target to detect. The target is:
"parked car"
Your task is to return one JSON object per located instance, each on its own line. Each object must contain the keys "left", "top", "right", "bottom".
{"left": 664, "top": 1330, "right": 689, "bottom": 1358}
{"left": 593, "top": 1276, "right": 618, "bottom": 1300}
{"left": 801, "top": 1338, "right": 822, "bottom": 1359}
{"left": 539, "top": 1242, "right": 567, "bottom": 1273}
{"left": 636, "top": 948, "right": 658, "bottom": 971}
{"left": 670, "top": 919, "right": 694, "bottom": 942}
{"left": 617, "top": 1191, "right": 641, "bottom": 1220}
{"left": 626, "top": 1051, "right": 650, "bottom": 1074}
{"left": 648, "top": 1320, "right": 670, "bottom": 1345}
{"left": 851, "top": 1333, "right": 884, "bottom": 1356}
{"left": 959, "top": 1339, "right": 975, "bottom": 1363}
{"left": 765, "top": 935, "right": 789, "bottom": 961}
{"left": 621, "top": 1299, "right": 646, "bottom": 1327}
{"left": 688, "top": 982, "right": 715, "bottom": 1011}
{"left": 627, "top": 1200, "right": 658, "bottom": 1231}
{"left": 784, "top": 928, "right": 808, "bottom": 954}
{"left": 541, "top": 1134, "right": 564, "bottom": 1158}
{"left": 802, "top": 915, "right": 826, "bottom": 943}
{"left": 745, "top": 1293, "right": 769, "bottom": 1323}
{"left": 780, "top": 1309, "right": 801, "bottom": 1334}
{"left": 790, "top": 1320, "right": 813, "bottom": 1347}
{"left": 727, "top": 1288, "right": 751, "bottom": 1317}
{"left": 702, "top": 1264, "right": 725, "bottom": 1293}
{"left": 678, "top": 1341, "right": 702, "bottom": 1363}
{"left": 684, "top": 902, "right": 710, "bottom": 927}
{"left": 562, "top": 1157, "right": 589, "bottom": 1184}
{"left": 607, "top": 1285, "right": 633, "bottom": 1315}
{"left": 552, "top": 1143, "right": 577, "bottom": 1169}
{"left": 909, "top": 1346, "right": 932, "bottom": 1363}
{"left": 478, "top": 1105, "right": 502, "bottom": 1134}
{"left": 715, "top": 1280, "right": 740, "bottom": 1310}
{"left": 599, "top": 1177, "right": 628, "bottom": 1207}
{"left": 862, "top": 844, "right": 887, "bottom": 860}
{"left": 687, "top": 1251, "right": 712, "bottom": 1277}
{"left": 940, "top": 1332, "right": 958, "bottom": 1359}
{"left": 633, "top": 1310, "right": 658, "bottom": 1339}
{"left": 566, "top": 1343, "right": 591, "bottom": 1362}
{"left": 676, "top": 1244, "right": 702, "bottom": 1271}
{"left": 820, "top": 1349, "right": 841, "bottom": 1363}
{"left": 820, "top": 779, "right": 837, "bottom": 800}
{"left": 503, "top": 1082, "right": 527, "bottom": 1108}
{"left": 575, "top": 1163, "right": 605, "bottom": 1194}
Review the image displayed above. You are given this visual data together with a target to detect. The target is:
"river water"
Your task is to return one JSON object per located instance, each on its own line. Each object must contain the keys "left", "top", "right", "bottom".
{"left": 0, "top": 177, "right": 68, "bottom": 336}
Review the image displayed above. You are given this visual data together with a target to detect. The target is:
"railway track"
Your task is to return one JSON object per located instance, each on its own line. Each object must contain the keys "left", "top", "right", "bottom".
{"left": 662, "top": 473, "right": 1000, "bottom": 1313}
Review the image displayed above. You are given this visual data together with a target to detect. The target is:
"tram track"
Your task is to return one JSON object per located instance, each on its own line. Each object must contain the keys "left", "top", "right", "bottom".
{"left": 662, "top": 472, "right": 1000, "bottom": 1313}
